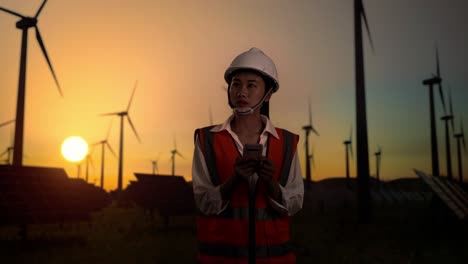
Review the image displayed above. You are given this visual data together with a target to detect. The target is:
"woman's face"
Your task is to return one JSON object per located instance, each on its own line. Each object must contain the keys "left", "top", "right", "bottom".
{"left": 229, "top": 71, "right": 269, "bottom": 109}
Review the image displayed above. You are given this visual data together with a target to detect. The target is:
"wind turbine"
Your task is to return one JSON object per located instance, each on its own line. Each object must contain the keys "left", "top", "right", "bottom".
{"left": 422, "top": 46, "right": 446, "bottom": 177}
{"left": 343, "top": 126, "right": 353, "bottom": 186}
{"left": 151, "top": 153, "right": 161, "bottom": 175}
{"left": 454, "top": 118, "right": 466, "bottom": 183}
{"left": 440, "top": 86, "right": 455, "bottom": 179}
{"left": 93, "top": 120, "right": 117, "bottom": 190}
{"left": 0, "top": 0, "right": 63, "bottom": 167}
{"left": 0, "top": 146, "right": 14, "bottom": 165}
{"left": 374, "top": 145, "right": 382, "bottom": 181}
{"left": 101, "top": 81, "right": 141, "bottom": 191}
{"left": 302, "top": 97, "right": 319, "bottom": 189}
{"left": 0, "top": 119, "right": 15, "bottom": 164}
{"left": 170, "top": 136, "right": 184, "bottom": 176}
{"left": 354, "top": 0, "right": 374, "bottom": 222}
{"left": 85, "top": 153, "right": 94, "bottom": 182}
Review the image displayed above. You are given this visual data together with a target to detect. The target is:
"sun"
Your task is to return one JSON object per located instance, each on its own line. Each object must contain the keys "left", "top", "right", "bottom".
{"left": 61, "top": 136, "right": 89, "bottom": 162}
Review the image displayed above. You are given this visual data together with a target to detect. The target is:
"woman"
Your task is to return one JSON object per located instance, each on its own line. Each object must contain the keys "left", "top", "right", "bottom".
{"left": 192, "top": 47, "right": 304, "bottom": 264}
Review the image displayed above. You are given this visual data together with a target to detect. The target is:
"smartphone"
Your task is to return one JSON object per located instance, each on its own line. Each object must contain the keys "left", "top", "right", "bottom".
{"left": 243, "top": 144, "right": 263, "bottom": 159}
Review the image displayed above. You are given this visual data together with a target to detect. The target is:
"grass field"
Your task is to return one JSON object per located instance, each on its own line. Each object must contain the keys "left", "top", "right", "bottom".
{"left": 0, "top": 199, "right": 466, "bottom": 264}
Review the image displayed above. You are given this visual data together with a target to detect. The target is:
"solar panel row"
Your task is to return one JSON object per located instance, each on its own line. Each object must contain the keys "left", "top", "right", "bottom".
{"left": 0, "top": 165, "right": 111, "bottom": 225}
{"left": 414, "top": 169, "right": 468, "bottom": 220}
{"left": 124, "top": 173, "right": 195, "bottom": 217}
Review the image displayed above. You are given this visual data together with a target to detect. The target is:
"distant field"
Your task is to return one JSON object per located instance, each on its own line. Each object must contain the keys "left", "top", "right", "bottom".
{"left": 0, "top": 200, "right": 466, "bottom": 264}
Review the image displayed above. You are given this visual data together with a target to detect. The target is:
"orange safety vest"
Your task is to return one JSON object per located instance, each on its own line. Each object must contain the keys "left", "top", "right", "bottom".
{"left": 195, "top": 126, "right": 299, "bottom": 264}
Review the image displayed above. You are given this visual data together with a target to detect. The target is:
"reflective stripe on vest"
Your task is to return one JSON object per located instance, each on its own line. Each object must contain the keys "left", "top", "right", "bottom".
{"left": 195, "top": 126, "right": 298, "bottom": 262}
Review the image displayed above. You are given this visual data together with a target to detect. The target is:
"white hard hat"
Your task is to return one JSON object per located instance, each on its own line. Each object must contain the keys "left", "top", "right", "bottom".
{"left": 224, "top": 47, "right": 279, "bottom": 92}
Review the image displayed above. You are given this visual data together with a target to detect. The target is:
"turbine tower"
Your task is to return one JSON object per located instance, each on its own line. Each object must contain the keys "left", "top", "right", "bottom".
{"left": 454, "top": 118, "right": 466, "bottom": 183}
{"left": 0, "top": 0, "right": 63, "bottom": 166}
{"left": 151, "top": 153, "right": 161, "bottom": 175}
{"left": 170, "top": 136, "right": 184, "bottom": 176}
{"left": 343, "top": 126, "right": 353, "bottom": 186}
{"left": 302, "top": 97, "right": 319, "bottom": 189}
{"left": 93, "top": 120, "right": 117, "bottom": 190}
{"left": 85, "top": 152, "right": 95, "bottom": 183}
{"left": 374, "top": 146, "right": 382, "bottom": 181}
{"left": 354, "top": 0, "right": 374, "bottom": 223}
{"left": 101, "top": 81, "right": 141, "bottom": 192}
{"left": 422, "top": 46, "right": 446, "bottom": 177}
{"left": 440, "top": 86, "right": 454, "bottom": 179}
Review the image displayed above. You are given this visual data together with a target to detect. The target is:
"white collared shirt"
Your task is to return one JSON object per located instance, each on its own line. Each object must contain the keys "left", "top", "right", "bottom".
{"left": 192, "top": 114, "right": 304, "bottom": 216}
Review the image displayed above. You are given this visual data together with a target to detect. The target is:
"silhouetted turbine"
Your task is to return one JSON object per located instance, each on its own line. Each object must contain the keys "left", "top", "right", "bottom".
{"left": 0, "top": 119, "right": 15, "bottom": 164}
{"left": 374, "top": 145, "right": 382, "bottom": 181}
{"left": 170, "top": 136, "right": 184, "bottom": 176}
{"left": 354, "top": 0, "right": 374, "bottom": 223}
{"left": 0, "top": 146, "right": 14, "bottom": 165}
{"left": 0, "top": 0, "right": 63, "bottom": 167}
{"left": 302, "top": 97, "right": 319, "bottom": 188}
{"left": 343, "top": 126, "right": 353, "bottom": 186}
{"left": 101, "top": 81, "right": 141, "bottom": 191}
{"left": 421, "top": 46, "right": 447, "bottom": 177}
{"left": 441, "top": 86, "right": 455, "bottom": 179}
{"left": 85, "top": 152, "right": 95, "bottom": 183}
{"left": 93, "top": 119, "right": 117, "bottom": 190}
{"left": 454, "top": 118, "right": 466, "bottom": 183}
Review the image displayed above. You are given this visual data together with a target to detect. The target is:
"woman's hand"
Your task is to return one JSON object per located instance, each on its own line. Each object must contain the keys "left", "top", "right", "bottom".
{"left": 257, "top": 157, "right": 282, "bottom": 203}
{"left": 257, "top": 157, "right": 275, "bottom": 183}
{"left": 233, "top": 156, "right": 258, "bottom": 182}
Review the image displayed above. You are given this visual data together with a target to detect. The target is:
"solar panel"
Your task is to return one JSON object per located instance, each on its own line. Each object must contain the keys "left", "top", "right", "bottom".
{"left": 414, "top": 169, "right": 468, "bottom": 220}
{"left": 124, "top": 173, "right": 195, "bottom": 218}
{"left": 0, "top": 165, "right": 111, "bottom": 225}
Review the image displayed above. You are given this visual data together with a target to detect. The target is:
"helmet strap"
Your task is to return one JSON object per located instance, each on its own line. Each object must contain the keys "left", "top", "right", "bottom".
{"left": 233, "top": 89, "right": 273, "bottom": 116}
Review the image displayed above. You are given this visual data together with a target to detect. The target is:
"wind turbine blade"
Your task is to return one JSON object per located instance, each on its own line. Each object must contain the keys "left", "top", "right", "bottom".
{"left": 448, "top": 86, "right": 455, "bottom": 131}
{"left": 436, "top": 45, "right": 441, "bottom": 78}
{"left": 35, "top": 26, "right": 63, "bottom": 97}
{"left": 349, "top": 125, "right": 353, "bottom": 142}
{"left": 462, "top": 119, "right": 466, "bottom": 152}
{"left": 435, "top": 46, "right": 447, "bottom": 115}
{"left": 350, "top": 143, "right": 354, "bottom": 160}
{"left": 462, "top": 134, "right": 466, "bottom": 153}
{"left": 0, "top": 119, "right": 15, "bottom": 128}
{"left": 106, "top": 118, "right": 113, "bottom": 140}
{"left": 126, "top": 115, "right": 141, "bottom": 143}
{"left": 88, "top": 155, "right": 95, "bottom": 170}
{"left": 308, "top": 97, "right": 312, "bottom": 126}
{"left": 311, "top": 126, "right": 319, "bottom": 137}
{"left": 361, "top": 2, "right": 375, "bottom": 53}
{"left": 106, "top": 142, "right": 117, "bottom": 158}
{"left": 176, "top": 151, "right": 185, "bottom": 159}
{"left": 0, "top": 7, "right": 25, "bottom": 18}
{"left": 127, "top": 81, "right": 138, "bottom": 111}
{"left": 100, "top": 112, "right": 120, "bottom": 116}
{"left": 35, "top": 0, "right": 47, "bottom": 18}
{"left": 0, "top": 149, "right": 8, "bottom": 158}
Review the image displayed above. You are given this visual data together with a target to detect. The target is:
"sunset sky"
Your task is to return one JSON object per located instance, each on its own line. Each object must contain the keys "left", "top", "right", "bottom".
{"left": 1, "top": 0, "right": 467, "bottom": 191}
